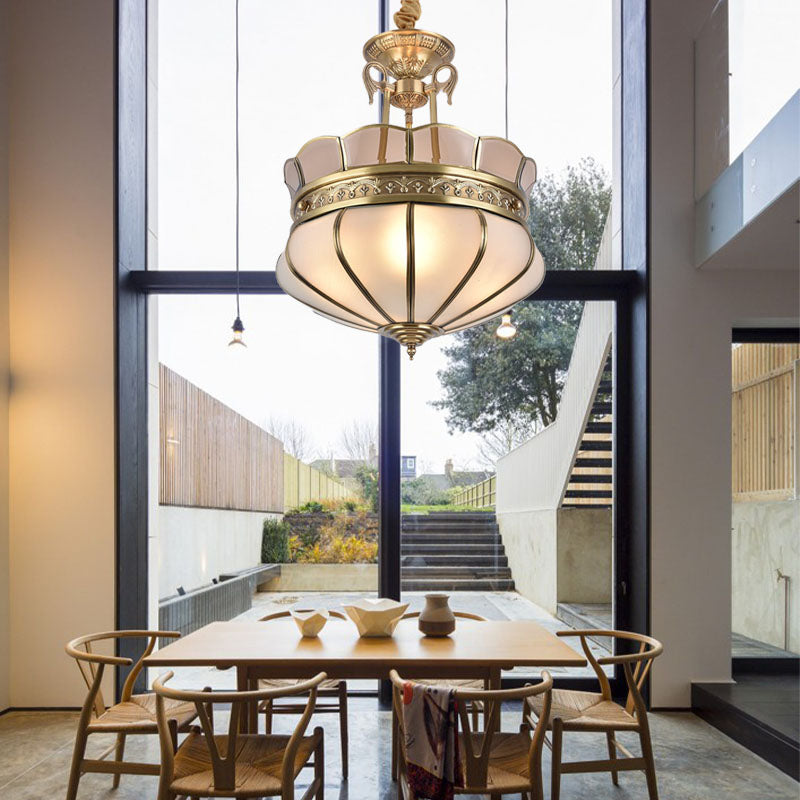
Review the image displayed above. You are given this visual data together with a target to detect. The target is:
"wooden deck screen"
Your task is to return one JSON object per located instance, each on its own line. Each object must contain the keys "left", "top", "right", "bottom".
{"left": 732, "top": 343, "right": 799, "bottom": 501}
{"left": 159, "top": 365, "right": 284, "bottom": 512}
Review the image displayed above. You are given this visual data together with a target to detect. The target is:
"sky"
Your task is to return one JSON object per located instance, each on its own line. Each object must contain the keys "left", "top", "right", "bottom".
{"left": 156, "top": 0, "right": 614, "bottom": 471}
{"left": 155, "top": 0, "right": 799, "bottom": 472}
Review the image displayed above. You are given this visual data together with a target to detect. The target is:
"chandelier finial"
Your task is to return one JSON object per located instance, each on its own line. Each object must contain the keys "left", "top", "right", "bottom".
{"left": 393, "top": 0, "right": 421, "bottom": 29}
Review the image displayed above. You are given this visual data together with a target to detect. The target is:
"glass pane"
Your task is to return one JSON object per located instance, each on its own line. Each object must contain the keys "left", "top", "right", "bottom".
{"left": 731, "top": 342, "right": 800, "bottom": 659}
{"left": 153, "top": 295, "right": 379, "bottom": 695}
{"left": 155, "top": 0, "right": 376, "bottom": 269}
{"left": 400, "top": 300, "right": 616, "bottom": 678}
{"left": 729, "top": 0, "right": 800, "bottom": 161}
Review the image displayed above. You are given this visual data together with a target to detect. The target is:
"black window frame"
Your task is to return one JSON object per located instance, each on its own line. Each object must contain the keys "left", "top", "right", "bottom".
{"left": 116, "top": 0, "right": 649, "bottom": 701}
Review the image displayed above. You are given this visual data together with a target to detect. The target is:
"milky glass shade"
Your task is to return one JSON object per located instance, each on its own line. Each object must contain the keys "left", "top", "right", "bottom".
{"left": 279, "top": 123, "right": 544, "bottom": 358}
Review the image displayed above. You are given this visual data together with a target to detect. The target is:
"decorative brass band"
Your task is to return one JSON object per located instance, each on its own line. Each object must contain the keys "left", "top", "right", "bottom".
{"left": 292, "top": 164, "right": 528, "bottom": 226}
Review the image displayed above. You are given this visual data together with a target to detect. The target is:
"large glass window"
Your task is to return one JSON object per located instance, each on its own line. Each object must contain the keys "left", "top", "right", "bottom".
{"left": 154, "top": 295, "right": 379, "bottom": 639}
{"left": 146, "top": 0, "right": 637, "bottom": 696}
{"left": 401, "top": 300, "right": 616, "bottom": 678}
{"left": 156, "top": 0, "right": 375, "bottom": 270}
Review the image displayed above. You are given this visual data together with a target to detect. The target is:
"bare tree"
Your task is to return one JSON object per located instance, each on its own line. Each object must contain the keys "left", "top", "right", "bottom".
{"left": 476, "top": 413, "right": 538, "bottom": 469}
{"left": 339, "top": 419, "right": 379, "bottom": 464}
{"left": 265, "top": 416, "right": 314, "bottom": 462}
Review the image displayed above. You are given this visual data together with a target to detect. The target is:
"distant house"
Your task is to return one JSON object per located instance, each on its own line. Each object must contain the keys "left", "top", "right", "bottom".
{"left": 311, "top": 445, "right": 378, "bottom": 480}
{"left": 419, "top": 458, "right": 492, "bottom": 490}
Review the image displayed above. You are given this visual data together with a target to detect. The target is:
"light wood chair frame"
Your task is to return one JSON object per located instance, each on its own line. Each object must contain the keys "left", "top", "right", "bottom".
{"left": 257, "top": 609, "right": 350, "bottom": 779}
{"left": 154, "top": 670, "right": 326, "bottom": 800}
{"left": 391, "top": 668, "right": 553, "bottom": 800}
{"left": 64, "top": 629, "right": 196, "bottom": 800}
{"left": 390, "top": 610, "right": 488, "bottom": 781}
{"left": 524, "top": 629, "right": 663, "bottom": 800}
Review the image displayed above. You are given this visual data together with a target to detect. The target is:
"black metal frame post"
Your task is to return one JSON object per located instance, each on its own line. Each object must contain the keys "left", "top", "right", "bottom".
{"left": 115, "top": 0, "right": 149, "bottom": 699}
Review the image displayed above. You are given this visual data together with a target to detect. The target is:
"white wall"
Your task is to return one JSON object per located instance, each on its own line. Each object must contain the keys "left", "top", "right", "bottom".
{"left": 158, "top": 506, "right": 278, "bottom": 599}
{"left": 496, "top": 510, "right": 558, "bottom": 613}
{"left": 557, "top": 508, "right": 612, "bottom": 604}
{"left": 0, "top": 0, "right": 10, "bottom": 713}
{"left": 649, "top": 0, "right": 800, "bottom": 706}
{"left": 732, "top": 499, "right": 799, "bottom": 652}
{"left": 7, "top": 0, "right": 115, "bottom": 707}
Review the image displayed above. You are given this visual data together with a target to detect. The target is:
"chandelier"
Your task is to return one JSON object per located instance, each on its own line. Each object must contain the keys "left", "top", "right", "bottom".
{"left": 277, "top": 0, "right": 545, "bottom": 358}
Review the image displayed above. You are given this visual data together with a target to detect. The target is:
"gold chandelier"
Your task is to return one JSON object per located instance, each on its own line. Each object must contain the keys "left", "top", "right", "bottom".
{"left": 277, "top": 0, "right": 545, "bottom": 358}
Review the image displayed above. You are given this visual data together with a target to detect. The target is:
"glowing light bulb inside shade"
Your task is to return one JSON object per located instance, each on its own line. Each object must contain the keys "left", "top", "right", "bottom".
{"left": 228, "top": 316, "right": 246, "bottom": 347}
{"left": 496, "top": 313, "right": 517, "bottom": 340}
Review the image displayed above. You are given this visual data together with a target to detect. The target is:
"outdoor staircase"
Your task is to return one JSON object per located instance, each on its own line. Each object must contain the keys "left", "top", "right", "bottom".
{"left": 400, "top": 511, "right": 514, "bottom": 591}
{"left": 562, "top": 354, "right": 613, "bottom": 508}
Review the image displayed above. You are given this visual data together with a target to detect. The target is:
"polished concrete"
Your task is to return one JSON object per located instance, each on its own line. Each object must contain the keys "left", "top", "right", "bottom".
{"left": 1, "top": 699, "right": 797, "bottom": 799}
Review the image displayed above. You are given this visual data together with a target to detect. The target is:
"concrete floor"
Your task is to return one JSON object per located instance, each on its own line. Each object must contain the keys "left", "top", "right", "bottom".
{"left": 1, "top": 699, "right": 797, "bottom": 799}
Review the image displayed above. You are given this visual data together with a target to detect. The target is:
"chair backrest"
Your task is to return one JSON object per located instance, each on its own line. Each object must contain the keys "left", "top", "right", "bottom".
{"left": 258, "top": 609, "right": 347, "bottom": 622}
{"left": 401, "top": 610, "right": 487, "bottom": 622}
{"left": 153, "top": 670, "right": 327, "bottom": 793}
{"left": 557, "top": 629, "right": 663, "bottom": 716}
{"left": 65, "top": 630, "right": 181, "bottom": 717}
{"left": 390, "top": 669, "right": 552, "bottom": 795}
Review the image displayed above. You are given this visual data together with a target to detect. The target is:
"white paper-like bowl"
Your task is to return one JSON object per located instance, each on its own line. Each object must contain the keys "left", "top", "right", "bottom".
{"left": 342, "top": 598, "right": 410, "bottom": 638}
{"left": 290, "top": 608, "right": 330, "bottom": 638}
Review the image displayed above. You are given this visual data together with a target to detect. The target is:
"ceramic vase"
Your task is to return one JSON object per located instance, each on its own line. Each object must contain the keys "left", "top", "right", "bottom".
{"left": 418, "top": 593, "right": 455, "bottom": 637}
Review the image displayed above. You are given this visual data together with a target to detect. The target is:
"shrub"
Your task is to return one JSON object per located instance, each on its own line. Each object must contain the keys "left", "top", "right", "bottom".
{"left": 401, "top": 476, "right": 451, "bottom": 506}
{"left": 261, "top": 518, "right": 290, "bottom": 563}
{"left": 293, "top": 500, "right": 325, "bottom": 514}
{"left": 355, "top": 465, "right": 379, "bottom": 512}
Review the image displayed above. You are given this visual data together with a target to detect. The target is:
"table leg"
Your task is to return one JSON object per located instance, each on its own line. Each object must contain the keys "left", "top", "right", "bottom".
{"left": 488, "top": 667, "right": 502, "bottom": 800}
{"left": 236, "top": 667, "right": 255, "bottom": 734}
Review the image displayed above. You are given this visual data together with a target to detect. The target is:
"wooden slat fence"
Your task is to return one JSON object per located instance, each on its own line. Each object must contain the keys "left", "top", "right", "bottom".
{"left": 452, "top": 475, "right": 496, "bottom": 508}
{"left": 732, "top": 343, "right": 799, "bottom": 501}
{"left": 283, "top": 452, "right": 351, "bottom": 510}
{"left": 160, "top": 365, "right": 351, "bottom": 513}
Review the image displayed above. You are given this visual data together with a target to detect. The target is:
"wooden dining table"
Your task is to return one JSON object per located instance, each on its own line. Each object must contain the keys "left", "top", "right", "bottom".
{"left": 145, "top": 616, "right": 586, "bottom": 732}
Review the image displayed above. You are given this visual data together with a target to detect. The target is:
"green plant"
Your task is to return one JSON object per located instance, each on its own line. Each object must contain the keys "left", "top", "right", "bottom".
{"left": 261, "top": 518, "right": 290, "bottom": 563}
{"left": 355, "top": 465, "right": 379, "bottom": 512}
{"left": 293, "top": 500, "right": 325, "bottom": 514}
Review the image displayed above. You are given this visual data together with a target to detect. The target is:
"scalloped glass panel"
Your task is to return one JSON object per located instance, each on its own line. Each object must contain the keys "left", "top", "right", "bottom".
{"left": 284, "top": 159, "right": 301, "bottom": 193}
{"left": 518, "top": 158, "right": 537, "bottom": 194}
{"left": 411, "top": 125, "right": 476, "bottom": 167}
{"left": 296, "top": 137, "right": 344, "bottom": 184}
{"left": 343, "top": 126, "right": 407, "bottom": 167}
{"left": 477, "top": 138, "right": 525, "bottom": 184}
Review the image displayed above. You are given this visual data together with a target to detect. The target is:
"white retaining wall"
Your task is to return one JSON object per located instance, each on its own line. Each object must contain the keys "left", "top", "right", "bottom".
{"left": 158, "top": 506, "right": 279, "bottom": 600}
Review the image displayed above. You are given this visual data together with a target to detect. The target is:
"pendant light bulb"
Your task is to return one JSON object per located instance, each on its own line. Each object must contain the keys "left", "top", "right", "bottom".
{"left": 496, "top": 312, "right": 517, "bottom": 340}
{"left": 229, "top": 315, "right": 246, "bottom": 347}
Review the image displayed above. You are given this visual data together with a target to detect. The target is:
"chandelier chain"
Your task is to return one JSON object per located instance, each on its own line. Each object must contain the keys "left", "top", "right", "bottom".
{"left": 393, "top": 0, "right": 421, "bottom": 29}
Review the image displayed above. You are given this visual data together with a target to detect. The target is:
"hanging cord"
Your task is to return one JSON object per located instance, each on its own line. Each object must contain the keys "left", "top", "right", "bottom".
{"left": 394, "top": 0, "right": 421, "bottom": 29}
{"left": 504, "top": 0, "right": 509, "bottom": 139}
{"left": 234, "top": 0, "right": 241, "bottom": 319}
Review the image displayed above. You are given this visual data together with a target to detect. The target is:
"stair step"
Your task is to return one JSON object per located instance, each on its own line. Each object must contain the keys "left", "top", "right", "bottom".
{"left": 578, "top": 440, "right": 612, "bottom": 452}
{"left": 401, "top": 555, "right": 508, "bottom": 566}
{"left": 401, "top": 534, "right": 501, "bottom": 544}
{"left": 561, "top": 503, "right": 613, "bottom": 508}
{"left": 564, "top": 489, "right": 613, "bottom": 498}
{"left": 403, "top": 511, "right": 495, "bottom": 522}
{"left": 401, "top": 524, "right": 499, "bottom": 533}
{"left": 591, "top": 402, "right": 612, "bottom": 415}
{"left": 596, "top": 381, "right": 613, "bottom": 393}
{"left": 574, "top": 457, "right": 612, "bottom": 468}
{"left": 402, "top": 578, "right": 516, "bottom": 591}
{"left": 402, "top": 564, "right": 512, "bottom": 575}
{"left": 569, "top": 474, "right": 613, "bottom": 484}
{"left": 584, "top": 421, "right": 612, "bottom": 434}
{"left": 402, "top": 547, "right": 506, "bottom": 557}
